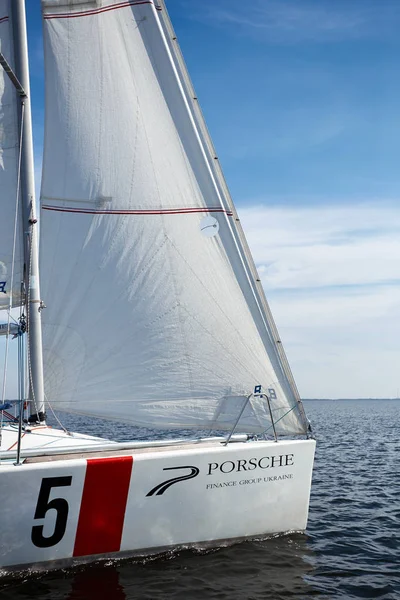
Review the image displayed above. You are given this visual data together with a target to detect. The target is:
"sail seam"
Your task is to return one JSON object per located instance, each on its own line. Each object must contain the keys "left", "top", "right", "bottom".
{"left": 41, "top": 205, "right": 233, "bottom": 216}
{"left": 0, "top": 16, "right": 9, "bottom": 24}
{"left": 43, "top": 0, "right": 161, "bottom": 20}
{"left": 166, "top": 236, "right": 274, "bottom": 378}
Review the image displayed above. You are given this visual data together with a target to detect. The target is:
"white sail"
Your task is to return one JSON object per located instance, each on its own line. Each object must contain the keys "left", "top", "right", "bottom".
{"left": 40, "top": 0, "right": 308, "bottom": 435}
{"left": 0, "top": 1, "right": 24, "bottom": 311}
{"left": 157, "top": 1, "right": 308, "bottom": 425}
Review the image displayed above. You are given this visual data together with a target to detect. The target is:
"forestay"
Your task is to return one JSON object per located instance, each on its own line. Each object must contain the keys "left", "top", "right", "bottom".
{"left": 40, "top": 0, "right": 308, "bottom": 435}
{"left": 0, "top": 0, "right": 24, "bottom": 311}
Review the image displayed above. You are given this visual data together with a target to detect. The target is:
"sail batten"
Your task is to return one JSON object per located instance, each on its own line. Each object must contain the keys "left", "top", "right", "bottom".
{"left": 40, "top": 0, "right": 308, "bottom": 435}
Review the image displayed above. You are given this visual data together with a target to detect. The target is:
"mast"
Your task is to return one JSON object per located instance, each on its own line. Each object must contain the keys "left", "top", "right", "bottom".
{"left": 11, "top": 0, "right": 45, "bottom": 420}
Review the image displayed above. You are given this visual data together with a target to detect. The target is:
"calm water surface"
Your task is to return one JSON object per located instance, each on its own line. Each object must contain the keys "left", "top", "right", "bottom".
{"left": 0, "top": 399, "right": 399, "bottom": 599}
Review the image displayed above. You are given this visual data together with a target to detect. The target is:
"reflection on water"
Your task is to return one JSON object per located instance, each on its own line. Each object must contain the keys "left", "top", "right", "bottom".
{"left": 68, "top": 567, "right": 126, "bottom": 600}
{"left": 0, "top": 535, "right": 317, "bottom": 600}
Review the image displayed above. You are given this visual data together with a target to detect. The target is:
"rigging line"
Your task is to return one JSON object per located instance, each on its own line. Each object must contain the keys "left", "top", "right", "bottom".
{"left": 19, "top": 283, "right": 27, "bottom": 421}
{"left": 26, "top": 206, "right": 39, "bottom": 421}
{"left": 157, "top": 2, "right": 306, "bottom": 424}
{"left": 0, "top": 49, "right": 26, "bottom": 97}
{"left": 44, "top": 394, "right": 69, "bottom": 435}
{"left": 18, "top": 325, "right": 22, "bottom": 424}
{"left": 154, "top": 2, "right": 298, "bottom": 416}
{"left": 1, "top": 101, "right": 25, "bottom": 412}
{"left": 262, "top": 404, "right": 298, "bottom": 435}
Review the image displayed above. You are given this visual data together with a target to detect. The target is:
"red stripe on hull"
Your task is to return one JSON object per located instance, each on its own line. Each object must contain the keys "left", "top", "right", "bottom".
{"left": 73, "top": 456, "right": 133, "bottom": 557}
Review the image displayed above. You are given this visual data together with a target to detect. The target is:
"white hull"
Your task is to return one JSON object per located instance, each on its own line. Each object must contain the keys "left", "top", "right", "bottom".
{"left": 0, "top": 434, "right": 315, "bottom": 572}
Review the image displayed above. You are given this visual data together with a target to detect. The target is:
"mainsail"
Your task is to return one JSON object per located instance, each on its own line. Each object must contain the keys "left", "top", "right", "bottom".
{"left": 40, "top": 0, "right": 308, "bottom": 435}
{"left": 0, "top": 1, "right": 24, "bottom": 311}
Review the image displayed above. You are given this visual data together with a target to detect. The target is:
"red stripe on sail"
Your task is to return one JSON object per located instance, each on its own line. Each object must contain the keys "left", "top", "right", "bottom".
{"left": 42, "top": 205, "right": 233, "bottom": 217}
{"left": 73, "top": 456, "right": 133, "bottom": 557}
{"left": 44, "top": 0, "right": 154, "bottom": 20}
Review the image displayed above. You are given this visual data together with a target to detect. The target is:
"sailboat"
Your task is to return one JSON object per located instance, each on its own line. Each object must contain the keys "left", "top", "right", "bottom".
{"left": 0, "top": 0, "right": 315, "bottom": 572}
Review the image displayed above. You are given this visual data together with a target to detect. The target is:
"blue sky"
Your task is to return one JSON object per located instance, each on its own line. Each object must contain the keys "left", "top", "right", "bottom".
{"left": 4, "top": 0, "right": 400, "bottom": 398}
{"left": 26, "top": 0, "right": 400, "bottom": 201}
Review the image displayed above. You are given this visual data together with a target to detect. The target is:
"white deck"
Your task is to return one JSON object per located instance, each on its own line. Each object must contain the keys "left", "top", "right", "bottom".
{"left": 0, "top": 423, "right": 113, "bottom": 457}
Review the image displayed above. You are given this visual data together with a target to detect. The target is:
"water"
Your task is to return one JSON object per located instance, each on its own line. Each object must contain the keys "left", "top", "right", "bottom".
{"left": 0, "top": 399, "right": 399, "bottom": 600}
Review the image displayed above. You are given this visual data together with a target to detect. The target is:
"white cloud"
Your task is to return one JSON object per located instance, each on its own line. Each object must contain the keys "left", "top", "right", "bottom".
{"left": 240, "top": 203, "right": 400, "bottom": 289}
{"left": 189, "top": 0, "right": 399, "bottom": 44}
{"left": 2, "top": 201, "right": 398, "bottom": 399}
{"left": 238, "top": 202, "right": 400, "bottom": 398}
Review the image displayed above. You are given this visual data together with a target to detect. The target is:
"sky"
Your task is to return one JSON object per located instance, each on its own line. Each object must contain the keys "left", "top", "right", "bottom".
{"left": 3, "top": 0, "right": 400, "bottom": 399}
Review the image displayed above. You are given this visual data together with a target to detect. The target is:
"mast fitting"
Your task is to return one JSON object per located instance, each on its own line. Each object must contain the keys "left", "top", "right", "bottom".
{"left": 0, "top": 50, "right": 27, "bottom": 97}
